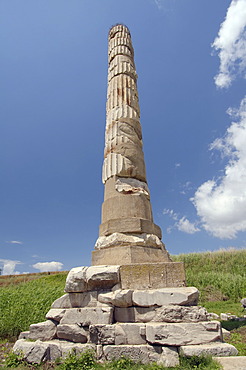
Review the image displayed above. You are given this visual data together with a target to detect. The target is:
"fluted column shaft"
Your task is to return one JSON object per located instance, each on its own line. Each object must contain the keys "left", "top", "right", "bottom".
{"left": 92, "top": 25, "right": 171, "bottom": 265}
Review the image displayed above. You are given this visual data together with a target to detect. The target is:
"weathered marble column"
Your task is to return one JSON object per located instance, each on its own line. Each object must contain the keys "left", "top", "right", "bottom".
{"left": 92, "top": 25, "right": 171, "bottom": 265}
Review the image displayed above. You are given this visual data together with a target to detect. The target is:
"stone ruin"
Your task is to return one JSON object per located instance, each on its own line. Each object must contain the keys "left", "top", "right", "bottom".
{"left": 13, "top": 24, "right": 238, "bottom": 367}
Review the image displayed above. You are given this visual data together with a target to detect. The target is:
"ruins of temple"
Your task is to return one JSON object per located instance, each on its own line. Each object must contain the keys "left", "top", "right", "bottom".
{"left": 13, "top": 24, "right": 237, "bottom": 367}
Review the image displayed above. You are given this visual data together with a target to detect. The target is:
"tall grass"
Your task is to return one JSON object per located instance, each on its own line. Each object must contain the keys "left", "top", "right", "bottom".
{"left": 0, "top": 274, "right": 67, "bottom": 339}
{"left": 172, "top": 248, "right": 246, "bottom": 302}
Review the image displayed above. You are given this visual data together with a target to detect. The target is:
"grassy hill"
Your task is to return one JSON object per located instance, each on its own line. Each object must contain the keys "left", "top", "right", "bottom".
{"left": 173, "top": 248, "right": 246, "bottom": 316}
{"left": 0, "top": 249, "right": 245, "bottom": 341}
{"left": 0, "top": 273, "right": 67, "bottom": 339}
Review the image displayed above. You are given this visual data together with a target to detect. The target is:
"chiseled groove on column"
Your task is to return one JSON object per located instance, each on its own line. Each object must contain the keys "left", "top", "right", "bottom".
{"left": 105, "top": 121, "right": 142, "bottom": 147}
{"left": 105, "top": 119, "right": 142, "bottom": 142}
{"left": 106, "top": 105, "right": 140, "bottom": 125}
{"left": 108, "top": 45, "right": 133, "bottom": 64}
{"left": 104, "top": 123, "right": 143, "bottom": 160}
{"left": 107, "top": 74, "right": 137, "bottom": 98}
{"left": 106, "top": 78, "right": 139, "bottom": 114}
{"left": 108, "top": 64, "right": 137, "bottom": 83}
{"left": 103, "top": 24, "right": 145, "bottom": 184}
{"left": 109, "top": 54, "right": 136, "bottom": 72}
{"left": 103, "top": 153, "right": 125, "bottom": 183}
{"left": 108, "top": 25, "right": 132, "bottom": 40}
{"left": 109, "top": 38, "right": 133, "bottom": 55}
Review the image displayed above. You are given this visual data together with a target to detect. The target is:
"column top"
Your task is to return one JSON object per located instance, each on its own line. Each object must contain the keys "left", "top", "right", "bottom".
{"left": 108, "top": 24, "right": 131, "bottom": 39}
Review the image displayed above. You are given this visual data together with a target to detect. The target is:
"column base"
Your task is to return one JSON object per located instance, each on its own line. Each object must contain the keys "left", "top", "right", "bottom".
{"left": 92, "top": 245, "right": 171, "bottom": 267}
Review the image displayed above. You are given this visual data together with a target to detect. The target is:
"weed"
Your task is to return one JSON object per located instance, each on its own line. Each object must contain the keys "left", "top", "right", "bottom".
{"left": 107, "top": 356, "right": 138, "bottom": 369}
{"left": 4, "top": 351, "right": 25, "bottom": 368}
{"left": 179, "top": 355, "right": 222, "bottom": 369}
{"left": 57, "top": 350, "right": 96, "bottom": 370}
{"left": 226, "top": 326, "right": 246, "bottom": 356}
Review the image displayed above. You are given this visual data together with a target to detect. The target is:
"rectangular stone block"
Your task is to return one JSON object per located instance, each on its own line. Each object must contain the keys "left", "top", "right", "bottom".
{"left": 216, "top": 357, "right": 246, "bottom": 370}
{"left": 132, "top": 287, "right": 199, "bottom": 306}
{"left": 51, "top": 292, "right": 99, "bottom": 308}
{"left": 114, "top": 305, "right": 208, "bottom": 323}
{"left": 103, "top": 344, "right": 162, "bottom": 364}
{"left": 120, "top": 262, "right": 186, "bottom": 289}
{"left": 179, "top": 342, "right": 238, "bottom": 357}
{"left": 89, "top": 323, "right": 146, "bottom": 345}
{"left": 92, "top": 247, "right": 171, "bottom": 266}
{"left": 102, "top": 194, "right": 152, "bottom": 223}
{"left": 56, "top": 324, "right": 88, "bottom": 343}
{"left": 99, "top": 218, "right": 162, "bottom": 239}
{"left": 57, "top": 341, "right": 96, "bottom": 358}
{"left": 146, "top": 321, "right": 222, "bottom": 346}
{"left": 89, "top": 324, "right": 115, "bottom": 344}
{"left": 28, "top": 320, "right": 57, "bottom": 341}
{"left": 114, "top": 306, "right": 156, "bottom": 323}
{"left": 115, "top": 323, "right": 146, "bottom": 345}
{"left": 64, "top": 265, "right": 120, "bottom": 293}
{"left": 60, "top": 307, "right": 113, "bottom": 326}
{"left": 46, "top": 309, "right": 66, "bottom": 322}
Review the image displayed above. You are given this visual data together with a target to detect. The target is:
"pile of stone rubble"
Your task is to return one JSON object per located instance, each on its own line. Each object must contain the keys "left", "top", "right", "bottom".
{"left": 13, "top": 265, "right": 238, "bottom": 366}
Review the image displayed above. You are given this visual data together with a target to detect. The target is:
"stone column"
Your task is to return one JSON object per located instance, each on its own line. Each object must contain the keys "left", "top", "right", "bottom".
{"left": 92, "top": 25, "right": 171, "bottom": 266}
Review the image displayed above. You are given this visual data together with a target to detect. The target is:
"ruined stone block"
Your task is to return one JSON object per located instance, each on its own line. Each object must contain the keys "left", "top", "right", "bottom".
{"left": 46, "top": 309, "right": 66, "bottom": 322}
{"left": 102, "top": 344, "right": 161, "bottom": 364}
{"left": 179, "top": 342, "right": 238, "bottom": 357}
{"left": 89, "top": 324, "right": 115, "bottom": 345}
{"left": 86, "top": 265, "right": 120, "bottom": 290}
{"left": 60, "top": 307, "right": 113, "bottom": 326}
{"left": 98, "top": 289, "right": 133, "bottom": 307}
{"left": 99, "top": 218, "right": 162, "bottom": 239}
{"left": 51, "top": 292, "right": 100, "bottom": 309}
{"left": 92, "top": 246, "right": 170, "bottom": 266}
{"left": 28, "top": 320, "right": 57, "bottom": 341}
{"left": 120, "top": 262, "right": 186, "bottom": 289}
{"left": 114, "top": 305, "right": 208, "bottom": 323}
{"left": 146, "top": 321, "right": 222, "bottom": 346}
{"left": 56, "top": 324, "right": 88, "bottom": 343}
{"left": 132, "top": 287, "right": 199, "bottom": 307}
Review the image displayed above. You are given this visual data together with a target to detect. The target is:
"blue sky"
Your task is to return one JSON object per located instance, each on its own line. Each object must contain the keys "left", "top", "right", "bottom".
{"left": 1, "top": 0, "right": 246, "bottom": 274}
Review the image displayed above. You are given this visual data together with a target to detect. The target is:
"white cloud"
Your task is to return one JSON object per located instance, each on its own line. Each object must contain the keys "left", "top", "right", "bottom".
{"left": 154, "top": 0, "right": 163, "bottom": 10}
{"left": 192, "top": 96, "right": 246, "bottom": 238}
{"left": 163, "top": 209, "right": 200, "bottom": 234}
{"left": 6, "top": 240, "right": 23, "bottom": 245}
{"left": 212, "top": 0, "right": 246, "bottom": 88}
{"left": 176, "top": 217, "right": 200, "bottom": 234}
{"left": 0, "top": 259, "right": 21, "bottom": 275}
{"left": 163, "top": 208, "right": 178, "bottom": 221}
{"left": 32, "top": 261, "right": 63, "bottom": 272}
{"left": 180, "top": 181, "right": 193, "bottom": 195}
{"left": 152, "top": 0, "right": 175, "bottom": 12}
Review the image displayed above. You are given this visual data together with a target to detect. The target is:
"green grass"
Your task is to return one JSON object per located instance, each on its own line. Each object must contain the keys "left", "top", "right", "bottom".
{"left": 226, "top": 327, "right": 246, "bottom": 356}
{"left": 2, "top": 350, "right": 222, "bottom": 369}
{"left": 202, "top": 300, "right": 245, "bottom": 317}
{"left": 0, "top": 274, "right": 67, "bottom": 339}
{"left": 172, "top": 248, "right": 246, "bottom": 302}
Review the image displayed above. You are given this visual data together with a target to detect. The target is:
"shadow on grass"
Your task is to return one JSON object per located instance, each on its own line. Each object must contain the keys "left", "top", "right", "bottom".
{"left": 221, "top": 319, "right": 246, "bottom": 331}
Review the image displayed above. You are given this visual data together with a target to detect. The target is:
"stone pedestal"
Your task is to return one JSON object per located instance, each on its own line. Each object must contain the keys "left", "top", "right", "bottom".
{"left": 92, "top": 248, "right": 172, "bottom": 266}
{"left": 14, "top": 265, "right": 238, "bottom": 366}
